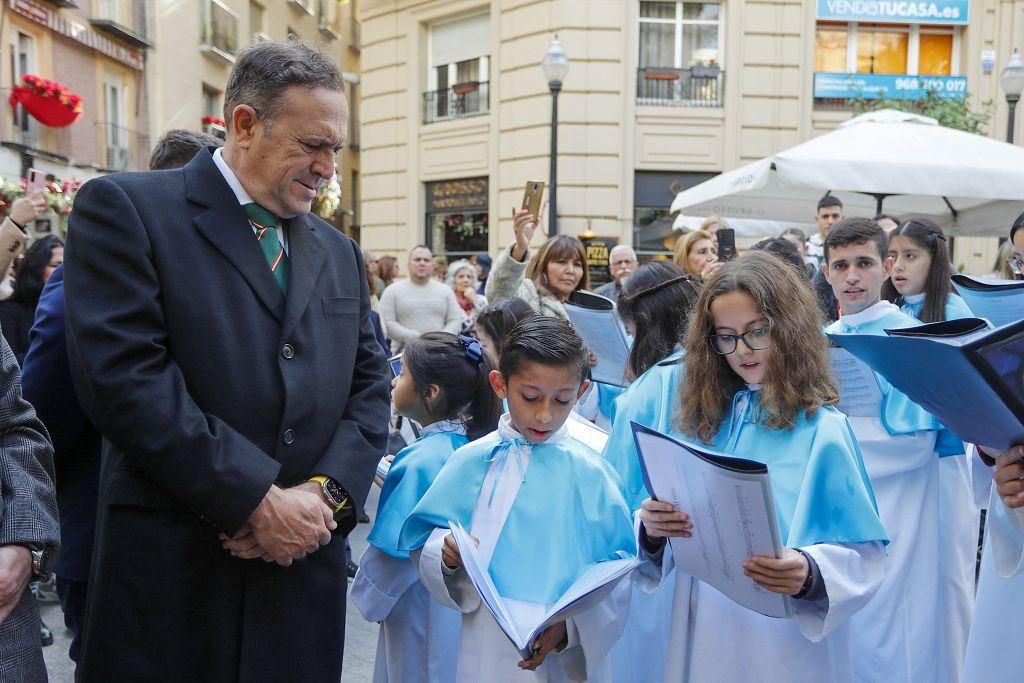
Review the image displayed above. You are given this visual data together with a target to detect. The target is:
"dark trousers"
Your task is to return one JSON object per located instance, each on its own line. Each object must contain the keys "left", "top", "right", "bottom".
{"left": 56, "top": 576, "right": 88, "bottom": 668}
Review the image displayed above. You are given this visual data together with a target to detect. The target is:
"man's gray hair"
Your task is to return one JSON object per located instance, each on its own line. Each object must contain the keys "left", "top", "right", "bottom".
{"left": 223, "top": 41, "right": 344, "bottom": 132}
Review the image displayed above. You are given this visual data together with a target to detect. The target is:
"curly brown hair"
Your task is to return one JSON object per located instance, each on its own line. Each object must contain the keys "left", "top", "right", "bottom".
{"left": 675, "top": 251, "right": 838, "bottom": 443}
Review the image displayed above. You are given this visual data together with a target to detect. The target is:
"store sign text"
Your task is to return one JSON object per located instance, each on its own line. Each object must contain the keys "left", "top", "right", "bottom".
{"left": 816, "top": 0, "right": 969, "bottom": 25}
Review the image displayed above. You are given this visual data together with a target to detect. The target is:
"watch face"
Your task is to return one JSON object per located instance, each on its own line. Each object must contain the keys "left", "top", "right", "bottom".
{"left": 325, "top": 479, "right": 345, "bottom": 505}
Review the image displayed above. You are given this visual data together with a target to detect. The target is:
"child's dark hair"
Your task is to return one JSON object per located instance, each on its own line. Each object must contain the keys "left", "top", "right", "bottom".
{"left": 617, "top": 262, "right": 700, "bottom": 378}
{"left": 403, "top": 332, "right": 501, "bottom": 439}
{"left": 499, "top": 316, "right": 589, "bottom": 384}
{"left": 476, "top": 298, "right": 537, "bottom": 356}
{"left": 750, "top": 237, "right": 808, "bottom": 279}
{"left": 881, "top": 218, "right": 954, "bottom": 323}
{"left": 824, "top": 217, "right": 887, "bottom": 263}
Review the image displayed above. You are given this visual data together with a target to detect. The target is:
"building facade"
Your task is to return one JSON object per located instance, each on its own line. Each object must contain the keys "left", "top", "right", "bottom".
{"left": 359, "top": 0, "right": 1018, "bottom": 275}
{"left": 2, "top": 0, "right": 152, "bottom": 190}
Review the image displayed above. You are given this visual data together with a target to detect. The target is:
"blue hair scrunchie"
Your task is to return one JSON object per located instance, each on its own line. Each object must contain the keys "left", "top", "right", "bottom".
{"left": 458, "top": 335, "right": 483, "bottom": 364}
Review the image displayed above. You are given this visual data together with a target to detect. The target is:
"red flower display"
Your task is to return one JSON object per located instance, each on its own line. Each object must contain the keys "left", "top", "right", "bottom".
{"left": 202, "top": 116, "right": 226, "bottom": 127}
{"left": 8, "top": 74, "right": 83, "bottom": 128}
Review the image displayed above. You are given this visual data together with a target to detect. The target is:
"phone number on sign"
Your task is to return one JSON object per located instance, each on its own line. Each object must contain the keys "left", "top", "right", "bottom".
{"left": 893, "top": 77, "right": 967, "bottom": 94}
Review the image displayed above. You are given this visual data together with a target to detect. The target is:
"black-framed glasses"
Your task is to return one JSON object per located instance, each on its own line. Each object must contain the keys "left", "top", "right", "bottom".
{"left": 708, "top": 327, "right": 769, "bottom": 355}
{"left": 1010, "top": 257, "right": 1024, "bottom": 276}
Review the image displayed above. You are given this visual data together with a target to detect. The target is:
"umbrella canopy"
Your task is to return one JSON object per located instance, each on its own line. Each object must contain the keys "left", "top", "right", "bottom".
{"left": 669, "top": 109, "right": 1024, "bottom": 236}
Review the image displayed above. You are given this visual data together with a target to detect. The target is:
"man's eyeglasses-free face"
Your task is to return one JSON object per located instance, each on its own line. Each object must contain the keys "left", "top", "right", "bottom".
{"left": 708, "top": 328, "right": 769, "bottom": 355}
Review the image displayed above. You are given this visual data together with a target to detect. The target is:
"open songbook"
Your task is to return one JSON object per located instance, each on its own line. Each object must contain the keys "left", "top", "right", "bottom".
{"left": 631, "top": 423, "right": 793, "bottom": 618}
{"left": 828, "top": 317, "right": 1024, "bottom": 451}
{"left": 952, "top": 274, "right": 1024, "bottom": 328}
{"left": 564, "top": 290, "right": 630, "bottom": 388}
{"left": 448, "top": 521, "right": 639, "bottom": 660}
{"left": 829, "top": 347, "right": 883, "bottom": 418}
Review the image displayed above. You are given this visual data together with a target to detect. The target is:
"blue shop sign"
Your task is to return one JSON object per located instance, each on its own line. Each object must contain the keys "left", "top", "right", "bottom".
{"left": 816, "top": 0, "right": 969, "bottom": 25}
{"left": 814, "top": 73, "right": 967, "bottom": 101}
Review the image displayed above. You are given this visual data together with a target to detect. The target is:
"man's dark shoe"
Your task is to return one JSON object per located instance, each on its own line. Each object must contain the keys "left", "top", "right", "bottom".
{"left": 41, "top": 620, "right": 54, "bottom": 647}
{"left": 358, "top": 510, "right": 370, "bottom": 524}
{"left": 346, "top": 560, "right": 358, "bottom": 579}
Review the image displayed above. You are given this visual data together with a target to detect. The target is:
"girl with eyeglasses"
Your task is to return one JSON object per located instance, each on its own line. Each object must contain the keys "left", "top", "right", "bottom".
{"left": 1009, "top": 213, "right": 1024, "bottom": 279}
{"left": 635, "top": 251, "right": 887, "bottom": 683}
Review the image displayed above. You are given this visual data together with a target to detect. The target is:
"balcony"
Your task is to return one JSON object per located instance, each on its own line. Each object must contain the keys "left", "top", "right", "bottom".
{"left": 349, "top": 19, "right": 361, "bottom": 53}
{"left": 98, "top": 122, "right": 148, "bottom": 171}
{"left": 636, "top": 67, "right": 724, "bottom": 108}
{"left": 90, "top": 0, "right": 154, "bottom": 49}
{"left": 43, "top": 0, "right": 80, "bottom": 6}
{"left": 423, "top": 82, "right": 490, "bottom": 124}
{"left": 202, "top": 0, "right": 239, "bottom": 63}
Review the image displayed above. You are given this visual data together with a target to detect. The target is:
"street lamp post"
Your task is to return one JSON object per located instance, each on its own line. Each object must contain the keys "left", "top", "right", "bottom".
{"left": 542, "top": 36, "right": 569, "bottom": 235}
{"left": 1000, "top": 49, "right": 1024, "bottom": 144}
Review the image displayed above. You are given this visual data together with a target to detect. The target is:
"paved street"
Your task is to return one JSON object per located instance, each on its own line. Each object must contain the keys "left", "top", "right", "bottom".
{"left": 43, "top": 487, "right": 383, "bottom": 682}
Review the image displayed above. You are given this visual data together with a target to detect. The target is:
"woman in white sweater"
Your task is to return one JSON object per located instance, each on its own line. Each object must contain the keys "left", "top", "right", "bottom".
{"left": 484, "top": 209, "right": 588, "bottom": 319}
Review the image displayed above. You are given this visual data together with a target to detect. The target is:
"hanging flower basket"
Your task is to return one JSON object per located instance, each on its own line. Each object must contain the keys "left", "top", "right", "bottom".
{"left": 8, "top": 74, "right": 83, "bottom": 128}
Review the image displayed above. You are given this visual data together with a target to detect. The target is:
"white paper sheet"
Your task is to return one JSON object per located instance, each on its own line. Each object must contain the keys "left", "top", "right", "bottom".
{"left": 564, "top": 295, "right": 631, "bottom": 388}
{"left": 567, "top": 411, "right": 610, "bottom": 453}
{"left": 632, "top": 425, "right": 793, "bottom": 618}
{"left": 830, "top": 347, "right": 884, "bottom": 418}
{"left": 449, "top": 521, "right": 638, "bottom": 659}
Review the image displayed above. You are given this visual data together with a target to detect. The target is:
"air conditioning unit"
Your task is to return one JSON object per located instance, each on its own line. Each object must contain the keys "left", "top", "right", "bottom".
{"left": 107, "top": 146, "right": 131, "bottom": 171}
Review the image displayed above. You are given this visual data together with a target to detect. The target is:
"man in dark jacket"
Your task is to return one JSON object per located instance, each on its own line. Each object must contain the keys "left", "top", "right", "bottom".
{"left": 64, "top": 42, "right": 389, "bottom": 681}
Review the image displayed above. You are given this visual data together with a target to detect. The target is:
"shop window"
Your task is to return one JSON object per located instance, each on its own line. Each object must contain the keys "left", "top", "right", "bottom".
{"left": 425, "top": 178, "right": 489, "bottom": 260}
{"left": 919, "top": 33, "right": 953, "bottom": 76}
{"left": 856, "top": 26, "right": 909, "bottom": 74}
{"left": 814, "top": 27, "right": 848, "bottom": 72}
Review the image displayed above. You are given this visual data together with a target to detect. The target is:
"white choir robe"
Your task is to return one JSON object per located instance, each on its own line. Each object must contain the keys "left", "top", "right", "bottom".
{"left": 962, "top": 451, "right": 1024, "bottom": 683}
{"left": 412, "top": 444, "right": 630, "bottom": 683}
{"left": 900, "top": 293, "right": 980, "bottom": 680}
{"left": 632, "top": 531, "right": 886, "bottom": 682}
{"left": 352, "top": 546, "right": 462, "bottom": 683}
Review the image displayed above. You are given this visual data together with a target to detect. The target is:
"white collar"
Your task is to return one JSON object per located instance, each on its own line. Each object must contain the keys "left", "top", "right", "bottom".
{"left": 212, "top": 147, "right": 255, "bottom": 208}
{"left": 838, "top": 300, "right": 900, "bottom": 328}
{"left": 902, "top": 292, "right": 926, "bottom": 304}
{"left": 497, "top": 412, "right": 570, "bottom": 445}
{"left": 419, "top": 419, "right": 467, "bottom": 437}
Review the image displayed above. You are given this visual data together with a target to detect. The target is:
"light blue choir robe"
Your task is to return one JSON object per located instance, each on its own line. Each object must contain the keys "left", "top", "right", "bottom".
{"left": 632, "top": 387, "right": 889, "bottom": 682}
{"left": 399, "top": 415, "right": 637, "bottom": 683}
{"left": 899, "top": 291, "right": 979, "bottom": 682}
{"left": 827, "top": 300, "right": 966, "bottom": 683}
{"left": 963, "top": 449, "right": 1024, "bottom": 683}
{"left": 601, "top": 349, "right": 683, "bottom": 683}
{"left": 351, "top": 421, "right": 467, "bottom": 683}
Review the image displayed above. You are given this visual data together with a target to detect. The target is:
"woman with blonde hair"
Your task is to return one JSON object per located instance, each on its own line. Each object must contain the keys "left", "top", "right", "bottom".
{"left": 673, "top": 229, "right": 721, "bottom": 282}
{"left": 485, "top": 209, "right": 589, "bottom": 319}
{"left": 700, "top": 214, "right": 728, "bottom": 235}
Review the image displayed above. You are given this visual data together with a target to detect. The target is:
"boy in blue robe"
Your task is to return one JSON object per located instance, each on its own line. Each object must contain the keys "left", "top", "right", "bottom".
{"left": 399, "top": 316, "right": 636, "bottom": 683}
{"left": 823, "top": 218, "right": 966, "bottom": 683}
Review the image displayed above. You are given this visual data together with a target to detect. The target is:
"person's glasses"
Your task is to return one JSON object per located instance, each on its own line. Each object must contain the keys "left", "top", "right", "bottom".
{"left": 708, "top": 327, "right": 769, "bottom": 355}
{"left": 1009, "top": 257, "right": 1024, "bottom": 276}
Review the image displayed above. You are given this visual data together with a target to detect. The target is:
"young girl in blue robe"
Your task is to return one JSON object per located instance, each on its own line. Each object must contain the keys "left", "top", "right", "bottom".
{"left": 638, "top": 251, "right": 889, "bottom": 683}
{"left": 883, "top": 217, "right": 977, "bottom": 681}
{"left": 823, "top": 218, "right": 964, "bottom": 683}
{"left": 399, "top": 316, "right": 637, "bottom": 683}
{"left": 599, "top": 261, "right": 700, "bottom": 683}
{"left": 352, "top": 332, "right": 501, "bottom": 683}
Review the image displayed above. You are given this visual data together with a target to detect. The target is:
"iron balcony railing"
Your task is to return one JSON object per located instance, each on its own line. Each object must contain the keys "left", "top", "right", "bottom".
{"left": 91, "top": 0, "right": 154, "bottom": 48}
{"left": 423, "top": 81, "right": 490, "bottom": 124}
{"left": 636, "top": 67, "right": 724, "bottom": 108}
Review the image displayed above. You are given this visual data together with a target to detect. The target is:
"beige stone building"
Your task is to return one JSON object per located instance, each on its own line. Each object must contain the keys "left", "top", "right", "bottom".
{"left": 358, "top": 0, "right": 1021, "bottom": 275}
{"left": 147, "top": 0, "right": 364, "bottom": 236}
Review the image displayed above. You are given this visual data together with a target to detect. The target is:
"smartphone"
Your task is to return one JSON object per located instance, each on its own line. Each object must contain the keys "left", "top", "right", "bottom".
{"left": 717, "top": 227, "right": 737, "bottom": 262}
{"left": 26, "top": 168, "right": 46, "bottom": 194}
{"left": 388, "top": 354, "right": 403, "bottom": 379}
{"left": 521, "top": 181, "right": 545, "bottom": 220}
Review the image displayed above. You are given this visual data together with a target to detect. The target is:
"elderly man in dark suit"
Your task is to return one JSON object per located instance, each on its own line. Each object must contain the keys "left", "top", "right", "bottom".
{"left": 0, "top": 334, "right": 59, "bottom": 682}
{"left": 64, "top": 41, "right": 389, "bottom": 681}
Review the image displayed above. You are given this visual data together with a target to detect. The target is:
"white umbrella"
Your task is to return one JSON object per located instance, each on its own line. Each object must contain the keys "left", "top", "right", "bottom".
{"left": 669, "top": 109, "right": 1024, "bottom": 236}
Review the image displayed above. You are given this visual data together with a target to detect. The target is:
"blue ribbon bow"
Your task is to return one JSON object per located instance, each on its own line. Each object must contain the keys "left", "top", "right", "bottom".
{"left": 459, "top": 335, "right": 483, "bottom": 364}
